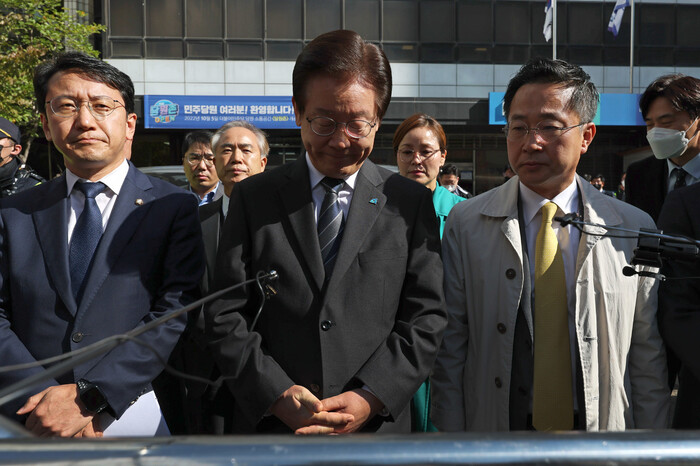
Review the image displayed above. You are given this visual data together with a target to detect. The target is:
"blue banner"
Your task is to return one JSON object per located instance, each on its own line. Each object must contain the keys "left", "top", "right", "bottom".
{"left": 144, "top": 95, "right": 299, "bottom": 129}
{"left": 489, "top": 92, "right": 644, "bottom": 126}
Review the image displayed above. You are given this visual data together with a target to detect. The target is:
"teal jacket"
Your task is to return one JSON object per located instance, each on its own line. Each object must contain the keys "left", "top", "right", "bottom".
{"left": 433, "top": 185, "right": 466, "bottom": 238}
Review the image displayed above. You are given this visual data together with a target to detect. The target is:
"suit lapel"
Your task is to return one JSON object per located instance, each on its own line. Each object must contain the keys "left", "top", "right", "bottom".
{"left": 77, "top": 165, "right": 155, "bottom": 314}
{"left": 325, "top": 161, "right": 386, "bottom": 295}
{"left": 33, "top": 176, "right": 77, "bottom": 314}
{"left": 279, "top": 158, "right": 325, "bottom": 291}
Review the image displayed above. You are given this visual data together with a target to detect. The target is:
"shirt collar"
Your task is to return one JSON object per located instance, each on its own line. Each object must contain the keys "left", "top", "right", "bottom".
{"left": 519, "top": 178, "right": 578, "bottom": 228}
{"left": 65, "top": 158, "right": 129, "bottom": 196}
{"left": 305, "top": 152, "right": 358, "bottom": 191}
{"left": 668, "top": 152, "right": 700, "bottom": 179}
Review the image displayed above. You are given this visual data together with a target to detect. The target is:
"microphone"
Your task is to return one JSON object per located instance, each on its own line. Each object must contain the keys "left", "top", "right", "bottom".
{"left": 622, "top": 266, "right": 666, "bottom": 281}
{"left": 554, "top": 212, "right": 580, "bottom": 227}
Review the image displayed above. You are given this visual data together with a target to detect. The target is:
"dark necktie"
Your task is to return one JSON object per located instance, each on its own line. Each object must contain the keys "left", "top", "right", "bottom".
{"left": 672, "top": 167, "right": 687, "bottom": 190}
{"left": 318, "top": 177, "right": 345, "bottom": 279}
{"left": 69, "top": 181, "right": 106, "bottom": 302}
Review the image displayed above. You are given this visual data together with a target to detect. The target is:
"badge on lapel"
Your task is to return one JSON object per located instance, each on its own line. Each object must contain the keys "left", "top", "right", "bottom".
{"left": 369, "top": 198, "right": 378, "bottom": 205}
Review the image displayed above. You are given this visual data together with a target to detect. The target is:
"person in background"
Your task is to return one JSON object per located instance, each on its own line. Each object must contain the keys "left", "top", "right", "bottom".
{"left": 439, "top": 164, "right": 472, "bottom": 199}
{"left": 0, "top": 117, "right": 44, "bottom": 197}
{"left": 182, "top": 130, "right": 222, "bottom": 206}
{"left": 589, "top": 174, "right": 614, "bottom": 197}
{"left": 627, "top": 74, "right": 700, "bottom": 222}
{"left": 432, "top": 57, "right": 669, "bottom": 432}
{"left": 394, "top": 113, "right": 464, "bottom": 432}
{"left": 616, "top": 172, "right": 626, "bottom": 201}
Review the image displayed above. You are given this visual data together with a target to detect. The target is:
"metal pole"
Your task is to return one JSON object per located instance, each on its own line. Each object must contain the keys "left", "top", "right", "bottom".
{"left": 629, "top": 0, "right": 635, "bottom": 93}
{"left": 552, "top": 0, "right": 557, "bottom": 59}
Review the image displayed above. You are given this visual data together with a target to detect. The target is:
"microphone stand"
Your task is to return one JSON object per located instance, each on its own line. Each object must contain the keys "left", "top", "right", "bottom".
{"left": 0, "top": 270, "right": 278, "bottom": 409}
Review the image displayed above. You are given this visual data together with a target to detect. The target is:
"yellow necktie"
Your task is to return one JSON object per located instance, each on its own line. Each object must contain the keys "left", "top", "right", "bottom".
{"left": 532, "top": 202, "right": 573, "bottom": 431}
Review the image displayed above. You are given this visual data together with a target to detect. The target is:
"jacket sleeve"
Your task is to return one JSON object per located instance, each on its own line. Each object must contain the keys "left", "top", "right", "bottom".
{"left": 430, "top": 211, "right": 469, "bottom": 431}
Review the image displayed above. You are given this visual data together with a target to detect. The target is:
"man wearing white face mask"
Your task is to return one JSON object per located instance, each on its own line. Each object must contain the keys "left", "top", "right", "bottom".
{"left": 626, "top": 74, "right": 700, "bottom": 223}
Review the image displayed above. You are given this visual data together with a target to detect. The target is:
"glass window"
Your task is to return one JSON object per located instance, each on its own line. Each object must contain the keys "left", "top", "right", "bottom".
{"left": 421, "top": 43, "right": 455, "bottom": 62}
{"left": 677, "top": 5, "right": 700, "bottom": 47}
{"left": 382, "top": 43, "right": 419, "bottom": 62}
{"left": 146, "top": 40, "right": 184, "bottom": 58}
{"left": 267, "top": 0, "right": 302, "bottom": 39}
{"left": 345, "top": 0, "right": 380, "bottom": 41}
{"left": 492, "top": 45, "right": 529, "bottom": 64}
{"left": 146, "top": 0, "right": 183, "bottom": 37}
{"left": 187, "top": 41, "right": 224, "bottom": 59}
{"left": 674, "top": 48, "right": 700, "bottom": 67}
{"left": 638, "top": 4, "right": 673, "bottom": 46}
{"left": 111, "top": 40, "right": 143, "bottom": 58}
{"left": 306, "top": 0, "right": 341, "bottom": 39}
{"left": 567, "top": 3, "right": 602, "bottom": 45}
{"left": 568, "top": 46, "right": 603, "bottom": 66}
{"left": 494, "top": 2, "right": 529, "bottom": 44}
{"left": 226, "top": 0, "right": 263, "bottom": 38}
{"left": 186, "top": 0, "right": 222, "bottom": 38}
{"left": 457, "top": 1, "right": 492, "bottom": 44}
{"left": 603, "top": 46, "right": 629, "bottom": 66}
{"left": 457, "top": 44, "right": 492, "bottom": 64}
{"left": 226, "top": 41, "right": 263, "bottom": 59}
{"left": 266, "top": 41, "right": 303, "bottom": 60}
{"left": 420, "top": 1, "right": 455, "bottom": 43}
{"left": 110, "top": 0, "right": 143, "bottom": 36}
{"left": 383, "top": 0, "right": 419, "bottom": 42}
{"left": 638, "top": 46, "right": 673, "bottom": 66}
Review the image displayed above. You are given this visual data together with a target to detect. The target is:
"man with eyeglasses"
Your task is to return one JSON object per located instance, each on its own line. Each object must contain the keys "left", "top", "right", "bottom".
{"left": 0, "top": 52, "right": 203, "bottom": 437}
{"left": 432, "top": 57, "right": 669, "bottom": 432}
{"left": 205, "top": 30, "right": 446, "bottom": 434}
{"left": 181, "top": 130, "right": 222, "bottom": 206}
{"left": 0, "top": 117, "right": 44, "bottom": 198}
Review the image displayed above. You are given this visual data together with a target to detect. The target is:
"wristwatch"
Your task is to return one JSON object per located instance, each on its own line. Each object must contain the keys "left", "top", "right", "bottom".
{"left": 76, "top": 379, "right": 108, "bottom": 414}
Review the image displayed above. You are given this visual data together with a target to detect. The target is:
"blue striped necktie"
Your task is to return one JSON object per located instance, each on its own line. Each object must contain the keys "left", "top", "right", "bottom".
{"left": 318, "top": 177, "right": 345, "bottom": 279}
{"left": 69, "top": 181, "right": 106, "bottom": 302}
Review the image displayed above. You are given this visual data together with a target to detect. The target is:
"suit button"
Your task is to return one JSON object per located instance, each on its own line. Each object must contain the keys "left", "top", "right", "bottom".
{"left": 71, "top": 332, "right": 84, "bottom": 343}
{"left": 495, "top": 377, "right": 502, "bottom": 388}
{"left": 320, "top": 320, "right": 333, "bottom": 331}
{"left": 309, "top": 383, "right": 320, "bottom": 394}
{"left": 497, "top": 323, "right": 507, "bottom": 334}
{"left": 505, "top": 268, "right": 516, "bottom": 279}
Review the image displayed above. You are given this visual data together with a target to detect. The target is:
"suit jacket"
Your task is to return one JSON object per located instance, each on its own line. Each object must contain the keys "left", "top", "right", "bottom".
{"left": 205, "top": 157, "right": 447, "bottom": 433}
{"left": 200, "top": 197, "right": 225, "bottom": 295}
{"left": 657, "top": 182, "right": 700, "bottom": 428}
{"left": 0, "top": 163, "right": 204, "bottom": 421}
{"left": 431, "top": 175, "right": 670, "bottom": 432}
{"left": 626, "top": 155, "right": 668, "bottom": 222}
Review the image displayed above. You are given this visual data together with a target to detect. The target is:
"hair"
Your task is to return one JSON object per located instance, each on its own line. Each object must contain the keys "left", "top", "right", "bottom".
{"left": 440, "top": 164, "right": 460, "bottom": 178}
{"left": 182, "top": 130, "right": 214, "bottom": 156}
{"left": 392, "top": 113, "right": 447, "bottom": 153}
{"left": 639, "top": 74, "right": 700, "bottom": 120}
{"left": 212, "top": 120, "right": 269, "bottom": 157}
{"left": 503, "top": 57, "right": 599, "bottom": 124}
{"left": 34, "top": 52, "right": 136, "bottom": 115}
{"left": 293, "top": 29, "right": 392, "bottom": 121}
{"left": 592, "top": 174, "right": 605, "bottom": 182}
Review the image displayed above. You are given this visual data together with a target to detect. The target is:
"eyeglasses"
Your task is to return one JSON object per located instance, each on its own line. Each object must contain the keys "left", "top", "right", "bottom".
{"left": 46, "top": 95, "right": 126, "bottom": 120}
{"left": 184, "top": 152, "right": 215, "bottom": 167}
{"left": 503, "top": 121, "right": 588, "bottom": 142}
{"left": 398, "top": 148, "right": 442, "bottom": 163}
{"left": 306, "top": 116, "right": 376, "bottom": 139}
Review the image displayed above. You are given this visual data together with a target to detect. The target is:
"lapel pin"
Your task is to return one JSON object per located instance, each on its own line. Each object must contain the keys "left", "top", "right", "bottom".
{"left": 369, "top": 198, "right": 378, "bottom": 205}
{"left": 135, "top": 199, "right": 144, "bottom": 206}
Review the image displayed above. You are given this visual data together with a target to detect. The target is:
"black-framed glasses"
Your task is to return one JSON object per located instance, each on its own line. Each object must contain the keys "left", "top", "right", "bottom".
{"left": 184, "top": 152, "right": 215, "bottom": 167}
{"left": 46, "top": 95, "right": 126, "bottom": 120}
{"left": 306, "top": 116, "right": 376, "bottom": 139}
{"left": 397, "top": 148, "right": 442, "bottom": 163}
{"left": 503, "top": 121, "right": 588, "bottom": 142}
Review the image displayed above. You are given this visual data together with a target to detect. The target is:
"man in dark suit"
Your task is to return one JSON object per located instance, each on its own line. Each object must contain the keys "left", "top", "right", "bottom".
{"left": 205, "top": 30, "right": 447, "bottom": 434}
{"left": 0, "top": 52, "right": 203, "bottom": 437}
{"left": 658, "top": 182, "right": 700, "bottom": 428}
{"left": 181, "top": 130, "right": 223, "bottom": 206}
{"left": 173, "top": 120, "right": 268, "bottom": 434}
{"left": 626, "top": 74, "right": 700, "bottom": 222}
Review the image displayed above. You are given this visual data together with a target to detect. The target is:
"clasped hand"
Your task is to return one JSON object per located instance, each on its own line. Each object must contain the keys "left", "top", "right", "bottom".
{"left": 270, "top": 385, "right": 384, "bottom": 435}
